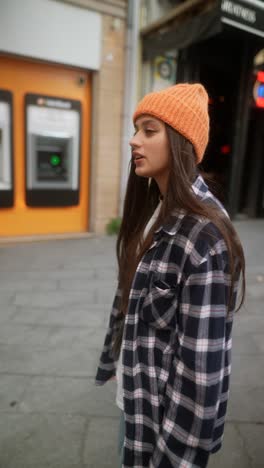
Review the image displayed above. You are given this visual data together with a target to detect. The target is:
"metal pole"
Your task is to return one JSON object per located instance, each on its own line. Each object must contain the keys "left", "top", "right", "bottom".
{"left": 119, "top": 0, "right": 140, "bottom": 215}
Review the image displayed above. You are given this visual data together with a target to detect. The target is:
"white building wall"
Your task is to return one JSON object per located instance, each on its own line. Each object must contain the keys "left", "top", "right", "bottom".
{"left": 0, "top": 0, "right": 101, "bottom": 70}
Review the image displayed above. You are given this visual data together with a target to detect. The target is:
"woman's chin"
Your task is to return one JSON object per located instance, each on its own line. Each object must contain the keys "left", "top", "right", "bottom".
{"left": 135, "top": 166, "right": 150, "bottom": 178}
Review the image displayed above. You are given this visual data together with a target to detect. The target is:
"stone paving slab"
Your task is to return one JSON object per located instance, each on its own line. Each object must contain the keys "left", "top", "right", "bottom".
{"left": 232, "top": 314, "right": 264, "bottom": 337}
{"left": 236, "top": 423, "right": 264, "bottom": 468}
{"left": 227, "top": 385, "right": 264, "bottom": 423}
{"left": 0, "top": 306, "right": 17, "bottom": 323}
{"left": 0, "top": 279, "right": 58, "bottom": 291}
{"left": 0, "top": 413, "right": 86, "bottom": 468}
{"left": 10, "top": 306, "right": 107, "bottom": 327}
{"left": 0, "top": 324, "right": 107, "bottom": 349}
{"left": 0, "top": 343, "right": 100, "bottom": 377}
{"left": 57, "top": 278, "right": 116, "bottom": 292}
{"left": 13, "top": 291, "right": 101, "bottom": 307}
{"left": 0, "top": 293, "right": 16, "bottom": 305}
{"left": 13, "top": 286, "right": 115, "bottom": 307}
{"left": 232, "top": 333, "right": 263, "bottom": 355}
{"left": 83, "top": 416, "right": 120, "bottom": 468}
{"left": 0, "top": 375, "right": 29, "bottom": 411}
{"left": 231, "top": 355, "right": 264, "bottom": 387}
{"left": 208, "top": 423, "right": 252, "bottom": 468}
{"left": 0, "top": 376, "right": 118, "bottom": 418}
{"left": 0, "top": 269, "right": 96, "bottom": 280}
{"left": 240, "top": 298, "right": 263, "bottom": 316}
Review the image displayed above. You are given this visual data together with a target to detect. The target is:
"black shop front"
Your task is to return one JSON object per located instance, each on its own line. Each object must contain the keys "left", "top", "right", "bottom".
{"left": 141, "top": 0, "right": 264, "bottom": 218}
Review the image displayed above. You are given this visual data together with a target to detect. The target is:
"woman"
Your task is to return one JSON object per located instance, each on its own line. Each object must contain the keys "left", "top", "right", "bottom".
{"left": 95, "top": 83, "right": 245, "bottom": 468}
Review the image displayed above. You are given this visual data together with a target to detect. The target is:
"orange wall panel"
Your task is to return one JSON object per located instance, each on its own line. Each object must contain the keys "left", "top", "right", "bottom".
{"left": 0, "top": 56, "right": 91, "bottom": 237}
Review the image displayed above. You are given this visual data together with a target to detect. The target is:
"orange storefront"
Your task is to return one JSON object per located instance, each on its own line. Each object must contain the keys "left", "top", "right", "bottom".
{"left": 0, "top": 56, "right": 91, "bottom": 237}
{"left": 0, "top": 0, "right": 127, "bottom": 237}
{"left": 0, "top": 0, "right": 105, "bottom": 238}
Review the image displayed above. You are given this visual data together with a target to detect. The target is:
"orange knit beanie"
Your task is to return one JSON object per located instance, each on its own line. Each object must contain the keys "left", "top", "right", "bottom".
{"left": 133, "top": 83, "right": 209, "bottom": 163}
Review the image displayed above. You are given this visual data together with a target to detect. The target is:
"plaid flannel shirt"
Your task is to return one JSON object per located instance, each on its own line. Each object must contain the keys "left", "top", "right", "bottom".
{"left": 95, "top": 174, "right": 240, "bottom": 468}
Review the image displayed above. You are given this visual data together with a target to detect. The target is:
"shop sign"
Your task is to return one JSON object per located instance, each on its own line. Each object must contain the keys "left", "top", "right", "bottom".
{"left": 221, "top": 0, "right": 264, "bottom": 38}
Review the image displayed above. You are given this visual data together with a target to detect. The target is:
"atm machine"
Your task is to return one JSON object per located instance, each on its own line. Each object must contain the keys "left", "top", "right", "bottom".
{"left": 0, "top": 90, "right": 14, "bottom": 207}
{"left": 25, "top": 94, "right": 82, "bottom": 206}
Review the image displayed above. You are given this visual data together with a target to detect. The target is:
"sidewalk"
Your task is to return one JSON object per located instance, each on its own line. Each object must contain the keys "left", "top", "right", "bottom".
{"left": 0, "top": 220, "right": 263, "bottom": 468}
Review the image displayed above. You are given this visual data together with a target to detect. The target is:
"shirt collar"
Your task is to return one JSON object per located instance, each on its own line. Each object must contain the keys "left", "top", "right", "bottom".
{"left": 191, "top": 172, "right": 209, "bottom": 200}
{"left": 154, "top": 173, "right": 210, "bottom": 237}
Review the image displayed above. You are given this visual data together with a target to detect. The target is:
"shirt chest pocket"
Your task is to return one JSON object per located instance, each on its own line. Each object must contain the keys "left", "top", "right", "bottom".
{"left": 139, "top": 277, "right": 179, "bottom": 330}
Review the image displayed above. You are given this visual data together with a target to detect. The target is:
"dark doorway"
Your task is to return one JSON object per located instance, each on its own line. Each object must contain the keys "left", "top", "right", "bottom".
{"left": 240, "top": 108, "right": 264, "bottom": 217}
{"left": 196, "top": 32, "right": 243, "bottom": 208}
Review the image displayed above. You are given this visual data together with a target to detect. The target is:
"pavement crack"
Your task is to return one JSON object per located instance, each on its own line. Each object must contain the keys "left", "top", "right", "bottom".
{"left": 227, "top": 419, "right": 264, "bottom": 425}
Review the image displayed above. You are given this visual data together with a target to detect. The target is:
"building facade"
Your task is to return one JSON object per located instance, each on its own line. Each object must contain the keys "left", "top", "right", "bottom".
{"left": 0, "top": 0, "right": 128, "bottom": 237}
{"left": 139, "top": 0, "right": 264, "bottom": 219}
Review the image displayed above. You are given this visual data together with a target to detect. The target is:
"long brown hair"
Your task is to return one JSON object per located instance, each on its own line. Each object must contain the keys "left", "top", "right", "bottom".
{"left": 113, "top": 125, "right": 245, "bottom": 358}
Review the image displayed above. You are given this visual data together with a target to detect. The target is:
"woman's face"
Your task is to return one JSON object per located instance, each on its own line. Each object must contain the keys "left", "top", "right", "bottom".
{"left": 129, "top": 115, "right": 170, "bottom": 192}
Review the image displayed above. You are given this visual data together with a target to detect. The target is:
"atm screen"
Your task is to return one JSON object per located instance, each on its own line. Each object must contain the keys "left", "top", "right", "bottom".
{"left": 25, "top": 93, "right": 81, "bottom": 206}
{"left": 0, "top": 90, "right": 13, "bottom": 205}
{"left": 37, "top": 150, "right": 68, "bottom": 181}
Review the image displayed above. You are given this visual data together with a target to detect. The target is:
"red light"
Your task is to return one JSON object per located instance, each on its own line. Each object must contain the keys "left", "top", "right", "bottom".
{"left": 208, "top": 98, "right": 214, "bottom": 105}
{"left": 256, "top": 97, "right": 264, "bottom": 108}
{"left": 257, "top": 71, "right": 264, "bottom": 83}
{"left": 221, "top": 145, "right": 231, "bottom": 155}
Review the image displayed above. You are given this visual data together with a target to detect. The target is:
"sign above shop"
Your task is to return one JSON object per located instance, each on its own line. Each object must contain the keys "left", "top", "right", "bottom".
{"left": 221, "top": 0, "right": 264, "bottom": 38}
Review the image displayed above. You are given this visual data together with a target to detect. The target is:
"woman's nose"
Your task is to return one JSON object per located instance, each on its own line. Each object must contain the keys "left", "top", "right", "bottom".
{"left": 129, "top": 132, "right": 140, "bottom": 148}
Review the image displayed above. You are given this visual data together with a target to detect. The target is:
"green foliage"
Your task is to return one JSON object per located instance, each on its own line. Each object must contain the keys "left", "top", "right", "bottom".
{"left": 106, "top": 217, "right": 122, "bottom": 235}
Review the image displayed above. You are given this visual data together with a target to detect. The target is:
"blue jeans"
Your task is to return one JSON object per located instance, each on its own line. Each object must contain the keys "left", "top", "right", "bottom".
{"left": 118, "top": 411, "right": 125, "bottom": 468}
